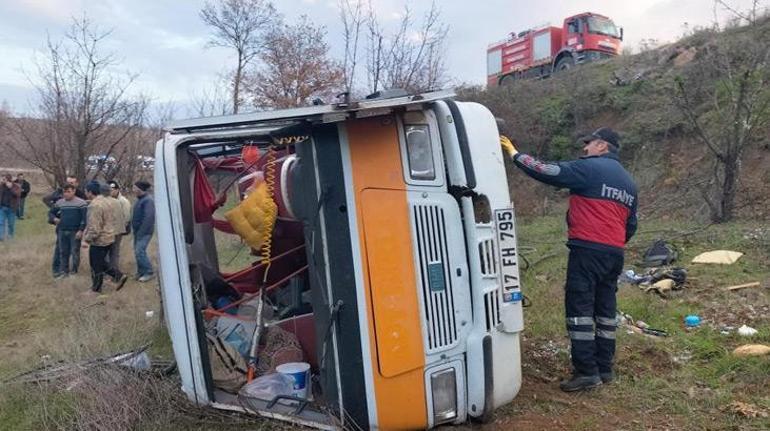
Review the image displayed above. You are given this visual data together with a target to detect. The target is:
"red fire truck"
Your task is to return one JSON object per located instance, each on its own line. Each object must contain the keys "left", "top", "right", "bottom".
{"left": 487, "top": 12, "right": 623, "bottom": 86}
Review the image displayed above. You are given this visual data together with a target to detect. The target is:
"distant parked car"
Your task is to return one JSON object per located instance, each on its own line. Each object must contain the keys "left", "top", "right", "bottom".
{"left": 86, "top": 154, "right": 117, "bottom": 172}
{"left": 136, "top": 155, "right": 155, "bottom": 170}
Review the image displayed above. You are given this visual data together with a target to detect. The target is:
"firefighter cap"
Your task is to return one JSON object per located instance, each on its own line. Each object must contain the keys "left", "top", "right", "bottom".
{"left": 582, "top": 127, "right": 620, "bottom": 150}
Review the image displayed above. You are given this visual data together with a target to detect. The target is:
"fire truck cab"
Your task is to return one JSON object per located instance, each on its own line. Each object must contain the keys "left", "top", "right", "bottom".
{"left": 155, "top": 90, "right": 524, "bottom": 429}
{"left": 487, "top": 12, "right": 623, "bottom": 86}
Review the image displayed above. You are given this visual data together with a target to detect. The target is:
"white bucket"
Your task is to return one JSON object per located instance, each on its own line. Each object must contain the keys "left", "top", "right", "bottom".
{"left": 276, "top": 362, "right": 311, "bottom": 399}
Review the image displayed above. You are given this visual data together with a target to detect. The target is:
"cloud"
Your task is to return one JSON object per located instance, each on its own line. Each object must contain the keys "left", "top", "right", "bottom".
{"left": 0, "top": 0, "right": 764, "bottom": 115}
{"left": 5, "top": 0, "right": 85, "bottom": 24}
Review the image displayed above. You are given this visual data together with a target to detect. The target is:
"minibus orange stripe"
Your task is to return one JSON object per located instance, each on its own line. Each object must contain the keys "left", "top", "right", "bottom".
{"left": 347, "top": 116, "right": 428, "bottom": 429}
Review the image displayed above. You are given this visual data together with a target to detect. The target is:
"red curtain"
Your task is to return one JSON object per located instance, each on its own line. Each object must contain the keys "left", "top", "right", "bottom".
{"left": 193, "top": 159, "right": 218, "bottom": 223}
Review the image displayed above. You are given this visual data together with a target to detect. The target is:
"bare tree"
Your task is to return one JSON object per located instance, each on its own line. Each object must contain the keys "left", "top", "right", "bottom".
{"left": 716, "top": 0, "right": 764, "bottom": 25}
{"left": 673, "top": 11, "right": 770, "bottom": 222}
{"left": 365, "top": 1, "right": 449, "bottom": 93}
{"left": 2, "top": 16, "right": 147, "bottom": 187}
{"left": 189, "top": 72, "right": 234, "bottom": 117}
{"left": 200, "top": 0, "right": 279, "bottom": 114}
{"left": 339, "top": 0, "right": 365, "bottom": 95}
{"left": 246, "top": 16, "right": 344, "bottom": 109}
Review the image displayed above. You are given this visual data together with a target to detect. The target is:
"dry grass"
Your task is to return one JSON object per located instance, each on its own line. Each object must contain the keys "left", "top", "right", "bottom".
{"left": 0, "top": 192, "right": 273, "bottom": 430}
{"left": 0, "top": 193, "right": 166, "bottom": 429}
{"left": 3, "top": 188, "right": 770, "bottom": 430}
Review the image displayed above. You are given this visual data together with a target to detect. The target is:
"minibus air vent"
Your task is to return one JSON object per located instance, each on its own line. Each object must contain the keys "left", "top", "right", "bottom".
{"left": 484, "top": 290, "right": 501, "bottom": 331}
{"left": 478, "top": 239, "right": 497, "bottom": 277}
{"left": 412, "top": 204, "right": 458, "bottom": 352}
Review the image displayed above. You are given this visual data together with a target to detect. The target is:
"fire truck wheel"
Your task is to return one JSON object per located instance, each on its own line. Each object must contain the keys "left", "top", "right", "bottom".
{"left": 498, "top": 73, "right": 516, "bottom": 86}
{"left": 554, "top": 55, "right": 575, "bottom": 72}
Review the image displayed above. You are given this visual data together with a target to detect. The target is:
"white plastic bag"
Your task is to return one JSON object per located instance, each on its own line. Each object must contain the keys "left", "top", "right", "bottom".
{"left": 240, "top": 372, "right": 294, "bottom": 401}
{"left": 113, "top": 351, "right": 152, "bottom": 370}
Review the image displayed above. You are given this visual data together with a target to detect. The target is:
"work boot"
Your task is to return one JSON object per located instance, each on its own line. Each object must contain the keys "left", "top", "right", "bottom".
{"left": 91, "top": 272, "right": 104, "bottom": 293}
{"left": 559, "top": 374, "right": 602, "bottom": 392}
{"left": 600, "top": 371, "right": 614, "bottom": 384}
{"left": 115, "top": 273, "right": 128, "bottom": 291}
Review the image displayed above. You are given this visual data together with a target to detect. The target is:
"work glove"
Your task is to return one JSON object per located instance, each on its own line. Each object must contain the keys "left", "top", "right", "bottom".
{"left": 500, "top": 135, "right": 518, "bottom": 157}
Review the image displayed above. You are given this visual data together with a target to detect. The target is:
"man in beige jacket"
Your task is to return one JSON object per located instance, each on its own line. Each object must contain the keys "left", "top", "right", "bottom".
{"left": 106, "top": 181, "right": 131, "bottom": 281}
{"left": 84, "top": 181, "right": 127, "bottom": 293}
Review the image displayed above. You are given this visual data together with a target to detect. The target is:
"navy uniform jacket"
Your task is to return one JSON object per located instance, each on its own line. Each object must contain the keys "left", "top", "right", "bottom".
{"left": 513, "top": 152, "right": 638, "bottom": 255}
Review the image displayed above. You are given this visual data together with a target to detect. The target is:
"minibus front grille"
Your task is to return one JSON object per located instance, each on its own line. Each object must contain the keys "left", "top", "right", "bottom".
{"left": 484, "top": 290, "right": 501, "bottom": 331}
{"left": 412, "top": 204, "right": 458, "bottom": 352}
{"left": 478, "top": 239, "right": 497, "bottom": 277}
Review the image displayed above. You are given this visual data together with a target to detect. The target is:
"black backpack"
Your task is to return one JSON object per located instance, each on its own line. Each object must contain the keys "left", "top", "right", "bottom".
{"left": 642, "top": 240, "right": 678, "bottom": 267}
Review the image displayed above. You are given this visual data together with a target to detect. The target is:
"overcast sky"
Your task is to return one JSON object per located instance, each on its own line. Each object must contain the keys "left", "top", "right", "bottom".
{"left": 0, "top": 0, "right": 764, "bottom": 116}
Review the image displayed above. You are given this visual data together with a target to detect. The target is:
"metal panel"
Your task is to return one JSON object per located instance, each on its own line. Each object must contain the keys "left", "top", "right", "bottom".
{"left": 532, "top": 31, "right": 552, "bottom": 61}
{"left": 166, "top": 90, "right": 455, "bottom": 133}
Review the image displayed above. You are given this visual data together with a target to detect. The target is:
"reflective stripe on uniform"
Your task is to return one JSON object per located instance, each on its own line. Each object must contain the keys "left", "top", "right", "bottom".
{"left": 596, "top": 329, "right": 616, "bottom": 339}
{"left": 567, "top": 316, "right": 594, "bottom": 326}
{"left": 569, "top": 331, "right": 595, "bottom": 341}
{"left": 596, "top": 316, "right": 618, "bottom": 326}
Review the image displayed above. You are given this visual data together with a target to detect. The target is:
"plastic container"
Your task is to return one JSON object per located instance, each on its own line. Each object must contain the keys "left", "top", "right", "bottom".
{"left": 276, "top": 362, "right": 311, "bottom": 399}
{"left": 684, "top": 315, "right": 701, "bottom": 327}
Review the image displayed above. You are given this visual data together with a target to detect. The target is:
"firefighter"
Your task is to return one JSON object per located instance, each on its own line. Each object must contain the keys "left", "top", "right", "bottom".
{"left": 501, "top": 128, "right": 637, "bottom": 392}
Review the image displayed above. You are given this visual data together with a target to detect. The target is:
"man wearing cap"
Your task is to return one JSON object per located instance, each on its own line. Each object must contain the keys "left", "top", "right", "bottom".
{"left": 132, "top": 181, "right": 155, "bottom": 282}
{"left": 106, "top": 181, "right": 131, "bottom": 280}
{"left": 501, "top": 127, "right": 638, "bottom": 392}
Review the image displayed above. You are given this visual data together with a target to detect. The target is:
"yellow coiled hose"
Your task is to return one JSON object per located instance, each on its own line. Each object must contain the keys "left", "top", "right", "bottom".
{"left": 261, "top": 147, "right": 278, "bottom": 282}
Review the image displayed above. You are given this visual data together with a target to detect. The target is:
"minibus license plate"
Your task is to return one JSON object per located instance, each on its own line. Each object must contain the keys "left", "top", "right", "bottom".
{"left": 494, "top": 208, "right": 521, "bottom": 302}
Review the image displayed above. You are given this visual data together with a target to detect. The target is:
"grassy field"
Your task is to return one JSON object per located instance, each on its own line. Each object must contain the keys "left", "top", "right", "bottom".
{"left": 496, "top": 216, "right": 770, "bottom": 430}
{"left": 1, "top": 193, "right": 769, "bottom": 430}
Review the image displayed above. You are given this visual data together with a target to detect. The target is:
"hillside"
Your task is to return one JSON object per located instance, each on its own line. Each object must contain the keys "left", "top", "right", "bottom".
{"left": 459, "top": 16, "right": 770, "bottom": 222}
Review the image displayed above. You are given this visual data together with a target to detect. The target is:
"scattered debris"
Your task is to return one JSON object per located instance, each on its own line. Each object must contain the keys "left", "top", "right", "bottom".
{"left": 684, "top": 315, "right": 701, "bottom": 328}
{"left": 725, "top": 401, "right": 769, "bottom": 418}
{"left": 145, "top": 310, "right": 155, "bottom": 318}
{"left": 725, "top": 282, "right": 761, "bottom": 291}
{"left": 617, "top": 311, "right": 669, "bottom": 338}
{"left": 642, "top": 240, "right": 678, "bottom": 267}
{"left": 738, "top": 325, "right": 758, "bottom": 337}
{"left": 646, "top": 278, "right": 676, "bottom": 295}
{"left": 691, "top": 250, "right": 743, "bottom": 265}
{"left": 732, "top": 344, "right": 770, "bottom": 357}
{"left": 641, "top": 327, "right": 669, "bottom": 337}
{"left": 112, "top": 351, "right": 152, "bottom": 370}
{"left": 672, "top": 351, "right": 692, "bottom": 364}
{"left": 720, "top": 326, "right": 735, "bottom": 335}
{"left": 2, "top": 345, "right": 176, "bottom": 385}
{"left": 620, "top": 269, "right": 650, "bottom": 284}
{"left": 743, "top": 227, "right": 770, "bottom": 242}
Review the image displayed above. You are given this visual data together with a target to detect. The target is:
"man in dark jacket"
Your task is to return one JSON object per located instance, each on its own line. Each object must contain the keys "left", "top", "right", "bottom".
{"left": 49, "top": 184, "right": 88, "bottom": 277}
{"left": 502, "top": 127, "right": 638, "bottom": 392}
{"left": 0, "top": 174, "right": 22, "bottom": 241}
{"left": 15, "top": 173, "right": 31, "bottom": 219}
{"left": 132, "top": 181, "right": 155, "bottom": 282}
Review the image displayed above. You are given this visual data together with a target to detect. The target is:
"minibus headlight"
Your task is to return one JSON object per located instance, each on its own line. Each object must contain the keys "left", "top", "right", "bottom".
{"left": 405, "top": 124, "right": 435, "bottom": 180}
{"left": 431, "top": 368, "right": 457, "bottom": 424}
